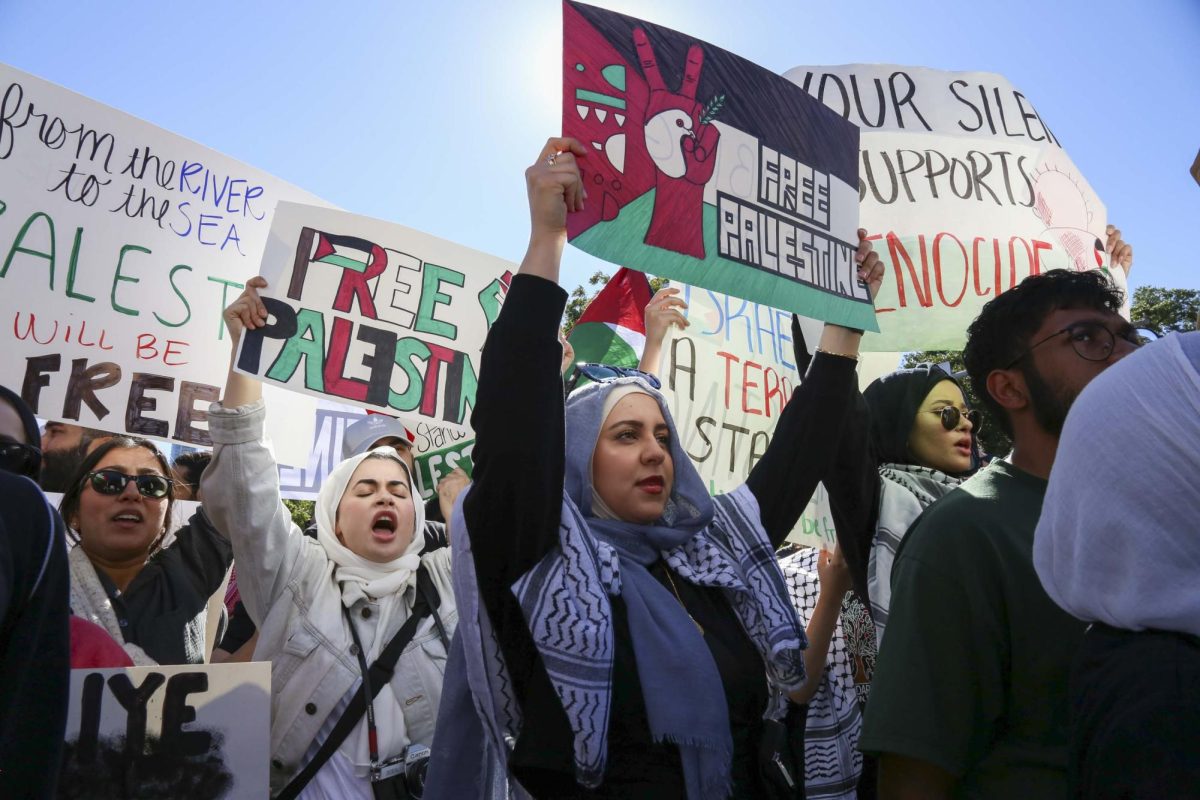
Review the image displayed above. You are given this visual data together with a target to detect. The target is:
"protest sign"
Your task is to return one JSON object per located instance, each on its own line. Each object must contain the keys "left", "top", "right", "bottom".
{"left": 656, "top": 284, "right": 837, "bottom": 548}
{"left": 61, "top": 662, "right": 270, "bottom": 799}
{"left": 276, "top": 401, "right": 474, "bottom": 504}
{"left": 0, "top": 64, "right": 324, "bottom": 462}
{"left": 562, "top": 2, "right": 874, "bottom": 330}
{"left": 785, "top": 64, "right": 1124, "bottom": 350}
{"left": 237, "top": 202, "right": 514, "bottom": 437}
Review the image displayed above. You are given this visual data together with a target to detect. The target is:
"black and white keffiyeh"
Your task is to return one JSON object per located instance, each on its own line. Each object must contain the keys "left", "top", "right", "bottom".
{"left": 429, "top": 376, "right": 806, "bottom": 800}
{"left": 780, "top": 548, "right": 862, "bottom": 800}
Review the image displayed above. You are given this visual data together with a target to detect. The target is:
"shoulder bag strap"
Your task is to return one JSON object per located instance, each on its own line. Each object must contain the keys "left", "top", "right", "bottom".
{"left": 274, "top": 566, "right": 432, "bottom": 800}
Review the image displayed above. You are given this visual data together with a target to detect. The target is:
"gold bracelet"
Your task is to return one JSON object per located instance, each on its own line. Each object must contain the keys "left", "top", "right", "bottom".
{"left": 815, "top": 347, "right": 859, "bottom": 362}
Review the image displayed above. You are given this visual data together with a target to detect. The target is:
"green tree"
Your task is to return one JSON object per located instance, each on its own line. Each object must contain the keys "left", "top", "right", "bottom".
{"left": 562, "top": 270, "right": 668, "bottom": 334}
{"left": 1130, "top": 286, "right": 1200, "bottom": 337}
{"left": 283, "top": 498, "right": 315, "bottom": 529}
{"left": 901, "top": 350, "right": 1013, "bottom": 458}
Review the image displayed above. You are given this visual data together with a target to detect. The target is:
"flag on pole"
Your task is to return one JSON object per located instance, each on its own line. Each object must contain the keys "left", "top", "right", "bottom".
{"left": 567, "top": 267, "right": 653, "bottom": 369}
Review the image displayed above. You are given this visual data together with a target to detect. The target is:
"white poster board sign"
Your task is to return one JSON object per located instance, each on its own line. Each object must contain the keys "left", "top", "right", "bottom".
{"left": 785, "top": 65, "right": 1125, "bottom": 351}
{"left": 0, "top": 64, "right": 323, "bottom": 464}
{"left": 657, "top": 285, "right": 832, "bottom": 547}
{"left": 61, "top": 662, "right": 270, "bottom": 799}
{"left": 236, "top": 202, "right": 514, "bottom": 437}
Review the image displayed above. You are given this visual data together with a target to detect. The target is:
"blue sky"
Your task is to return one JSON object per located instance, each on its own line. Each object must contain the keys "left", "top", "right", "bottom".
{"left": 2, "top": 0, "right": 1197, "bottom": 296}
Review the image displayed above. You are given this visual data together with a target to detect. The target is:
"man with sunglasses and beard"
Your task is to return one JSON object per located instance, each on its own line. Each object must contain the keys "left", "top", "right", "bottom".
{"left": 860, "top": 267, "right": 1141, "bottom": 799}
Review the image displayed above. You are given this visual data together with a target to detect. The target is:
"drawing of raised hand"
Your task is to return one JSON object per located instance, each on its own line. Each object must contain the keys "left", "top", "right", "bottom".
{"left": 633, "top": 28, "right": 721, "bottom": 259}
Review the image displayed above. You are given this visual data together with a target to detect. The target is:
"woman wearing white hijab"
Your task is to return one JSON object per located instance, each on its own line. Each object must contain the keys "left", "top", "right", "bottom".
{"left": 1034, "top": 331, "right": 1200, "bottom": 798}
{"left": 201, "top": 282, "right": 456, "bottom": 799}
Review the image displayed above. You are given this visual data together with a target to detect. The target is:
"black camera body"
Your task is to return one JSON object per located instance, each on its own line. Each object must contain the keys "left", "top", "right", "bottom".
{"left": 370, "top": 743, "right": 430, "bottom": 800}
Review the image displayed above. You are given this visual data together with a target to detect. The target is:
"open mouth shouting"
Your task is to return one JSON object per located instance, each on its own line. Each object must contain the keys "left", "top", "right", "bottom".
{"left": 370, "top": 509, "right": 399, "bottom": 542}
{"left": 112, "top": 510, "right": 145, "bottom": 529}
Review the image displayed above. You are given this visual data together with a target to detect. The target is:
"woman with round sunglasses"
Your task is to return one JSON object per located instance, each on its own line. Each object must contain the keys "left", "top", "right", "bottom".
{"left": 424, "top": 138, "right": 884, "bottom": 800}
{"left": 827, "top": 363, "right": 979, "bottom": 649}
{"left": 58, "top": 436, "right": 232, "bottom": 666}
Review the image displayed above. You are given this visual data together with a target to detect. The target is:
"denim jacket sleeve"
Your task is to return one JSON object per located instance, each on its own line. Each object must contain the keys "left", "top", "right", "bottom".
{"left": 201, "top": 399, "right": 315, "bottom": 626}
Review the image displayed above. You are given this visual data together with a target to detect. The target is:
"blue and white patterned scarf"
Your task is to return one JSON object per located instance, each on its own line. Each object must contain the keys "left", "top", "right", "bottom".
{"left": 427, "top": 377, "right": 806, "bottom": 800}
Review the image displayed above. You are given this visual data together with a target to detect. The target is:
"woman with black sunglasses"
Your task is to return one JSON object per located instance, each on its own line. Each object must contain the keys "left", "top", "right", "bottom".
{"left": 848, "top": 365, "right": 980, "bottom": 643}
{"left": 58, "top": 437, "right": 232, "bottom": 665}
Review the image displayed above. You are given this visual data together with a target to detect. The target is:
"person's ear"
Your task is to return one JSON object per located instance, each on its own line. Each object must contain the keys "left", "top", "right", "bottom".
{"left": 986, "top": 368, "right": 1029, "bottom": 414}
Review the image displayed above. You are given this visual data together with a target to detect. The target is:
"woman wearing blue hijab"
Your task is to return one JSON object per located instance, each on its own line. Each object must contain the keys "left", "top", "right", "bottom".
{"left": 426, "top": 138, "right": 884, "bottom": 800}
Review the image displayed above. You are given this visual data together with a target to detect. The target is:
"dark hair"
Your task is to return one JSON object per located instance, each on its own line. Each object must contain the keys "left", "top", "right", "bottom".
{"left": 59, "top": 437, "right": 176, "bottom": 548}
{"left": 172, "top": 450, "right": 212, "bottom": 490}
{"left": 963, "top": 269, "right": 1124, "bottom": 437}
{"left": 0, "top": 384, "right": 40, "bottom": 446}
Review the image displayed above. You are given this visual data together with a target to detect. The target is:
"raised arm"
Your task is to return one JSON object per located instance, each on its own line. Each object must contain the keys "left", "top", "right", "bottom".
{"left": 745, "top": 230, "right": 883, "bottom": 547}
{"left": 638, "top": 286, "right": 689, "bottom": 376}
{"left": 789, "top": 547, "right": 852, "bottom": 705}
{"left": 200, "top": 278, "right": 310, "bottom": 625}
{"left": 824, "top": 384, "right": 881, "bottom": 605}
{"left": 464, "top": 138, "right": 589, "bottom": 586}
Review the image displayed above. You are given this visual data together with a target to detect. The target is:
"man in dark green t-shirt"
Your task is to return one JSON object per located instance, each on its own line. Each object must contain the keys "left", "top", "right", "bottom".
{"left": 861, "top": 263, "right": 1142, "bottom": 799}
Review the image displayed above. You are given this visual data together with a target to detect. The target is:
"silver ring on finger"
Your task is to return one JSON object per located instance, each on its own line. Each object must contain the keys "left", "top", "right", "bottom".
{"left": 546, "top": 153, "right": 558, "bottom": 167}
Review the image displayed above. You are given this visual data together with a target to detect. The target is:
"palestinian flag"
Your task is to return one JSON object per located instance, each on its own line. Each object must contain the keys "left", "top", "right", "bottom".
{"left": 568, "top": 267, "right": 652, "bottom": 369}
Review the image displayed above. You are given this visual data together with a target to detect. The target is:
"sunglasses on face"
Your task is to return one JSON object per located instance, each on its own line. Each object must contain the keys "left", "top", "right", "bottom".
{"left": 571, "top": 362, "right": 663, "bottom": 390}
{"left": 929, "top": 406, "right": 982, "bottom": 432}
{"left": 84, "top": 469, "right": 173, "bottom": 499}
{"left": 0, "top": 441, "right": 41, "bottom": 479}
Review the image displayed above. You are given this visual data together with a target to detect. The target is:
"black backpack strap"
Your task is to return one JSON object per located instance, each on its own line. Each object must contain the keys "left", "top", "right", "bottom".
{"left": 274, "top": 565, "right": 432, "bottom": 800}
{"left": 415, "top": 562, "right": 450, "bottom": 649}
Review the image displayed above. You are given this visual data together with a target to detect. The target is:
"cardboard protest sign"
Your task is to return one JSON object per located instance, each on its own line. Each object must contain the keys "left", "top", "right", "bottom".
{"left": 276, "top": 401, "right": 474, "bottom": 504}
{"left": 562, "top": 2, "right": 873, "bottom": 330}
{"left": 61, "top": 662, "right": 270, "bottom": 799}
{"left": 655, "top": 284, "right": 837, "bottom": 548}
{"left": 237, "top": 202, "right": 514, "bottom": 437}
{"left": 0, "top": 64, "right": 323, "bottom": 462}
{"left": 785, "top": 64, "right": 1125, "bottom": 350}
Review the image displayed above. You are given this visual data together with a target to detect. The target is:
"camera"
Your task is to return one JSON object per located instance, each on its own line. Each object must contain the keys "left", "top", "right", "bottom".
{"left": 370, "top": 743, "right": 430, "bottom": 800}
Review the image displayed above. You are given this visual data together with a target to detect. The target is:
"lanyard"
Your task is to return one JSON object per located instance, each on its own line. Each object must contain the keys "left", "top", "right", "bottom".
{"left": 343, "top": 607, "right": 381, "bottom": 766}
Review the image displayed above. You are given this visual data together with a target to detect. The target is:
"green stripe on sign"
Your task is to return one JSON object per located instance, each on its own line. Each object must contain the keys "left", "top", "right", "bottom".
{"left": 413, "top": 439, "right": 475, "bottom": 501}
{"left": 317, "top": 254, "right": 369, "bottom": 272}
{"left": 575, "top": 89, "right": 627, "bottom": 110}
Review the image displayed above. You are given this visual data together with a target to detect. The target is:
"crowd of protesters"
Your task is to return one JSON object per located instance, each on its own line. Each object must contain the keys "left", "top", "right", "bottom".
{"left": 0, "top": 133, "right": 1195, "bottom": 800}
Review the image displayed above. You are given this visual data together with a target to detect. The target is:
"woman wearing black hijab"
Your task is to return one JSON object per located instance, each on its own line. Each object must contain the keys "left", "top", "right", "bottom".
{"left": 844, "top": 364, "right": 979, "bottom": 642}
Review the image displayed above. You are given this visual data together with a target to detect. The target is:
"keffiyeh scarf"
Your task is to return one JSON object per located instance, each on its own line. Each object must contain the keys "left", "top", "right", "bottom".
{"left": 431, "top": 377, "right": 806, "bottom": 800}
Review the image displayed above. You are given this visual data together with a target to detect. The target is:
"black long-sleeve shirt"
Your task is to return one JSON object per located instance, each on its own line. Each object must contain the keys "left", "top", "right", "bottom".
{"left": 0, "top": 473, "right": 70, "bottom": 799}
{"left": 464, "top": 274, "right": 858, "bottom": 798}
{"left": 823, "top": 387, "right": 881, "bottom": 605}
{"left": 94, "top": 507, "right": 233, "bottom": 665}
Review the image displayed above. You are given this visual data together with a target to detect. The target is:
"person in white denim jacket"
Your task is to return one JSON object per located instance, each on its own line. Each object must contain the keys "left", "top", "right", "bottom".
{"left": 201, "top": 276, "right": 457, "bottom": 798}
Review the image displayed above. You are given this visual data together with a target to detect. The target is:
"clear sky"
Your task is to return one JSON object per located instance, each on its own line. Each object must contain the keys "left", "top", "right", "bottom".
{"left": 2, "top": 0, "right": 1197, "bottom": 295}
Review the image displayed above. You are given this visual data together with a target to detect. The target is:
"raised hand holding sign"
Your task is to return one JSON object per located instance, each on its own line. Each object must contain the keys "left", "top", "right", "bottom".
{"left": 634, "top": 29, "right": 721, "bottom": 259}
{"left": 562, "top": 2, "right": 873, "bottom": 331}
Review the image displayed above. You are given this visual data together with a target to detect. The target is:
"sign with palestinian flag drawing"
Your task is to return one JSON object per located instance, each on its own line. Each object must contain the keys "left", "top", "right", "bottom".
{"left": 235, "top": 202, "right": 514, "bottom": 435}
{"left": 562, "top": 2, "right": 874, "bottom": 331}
